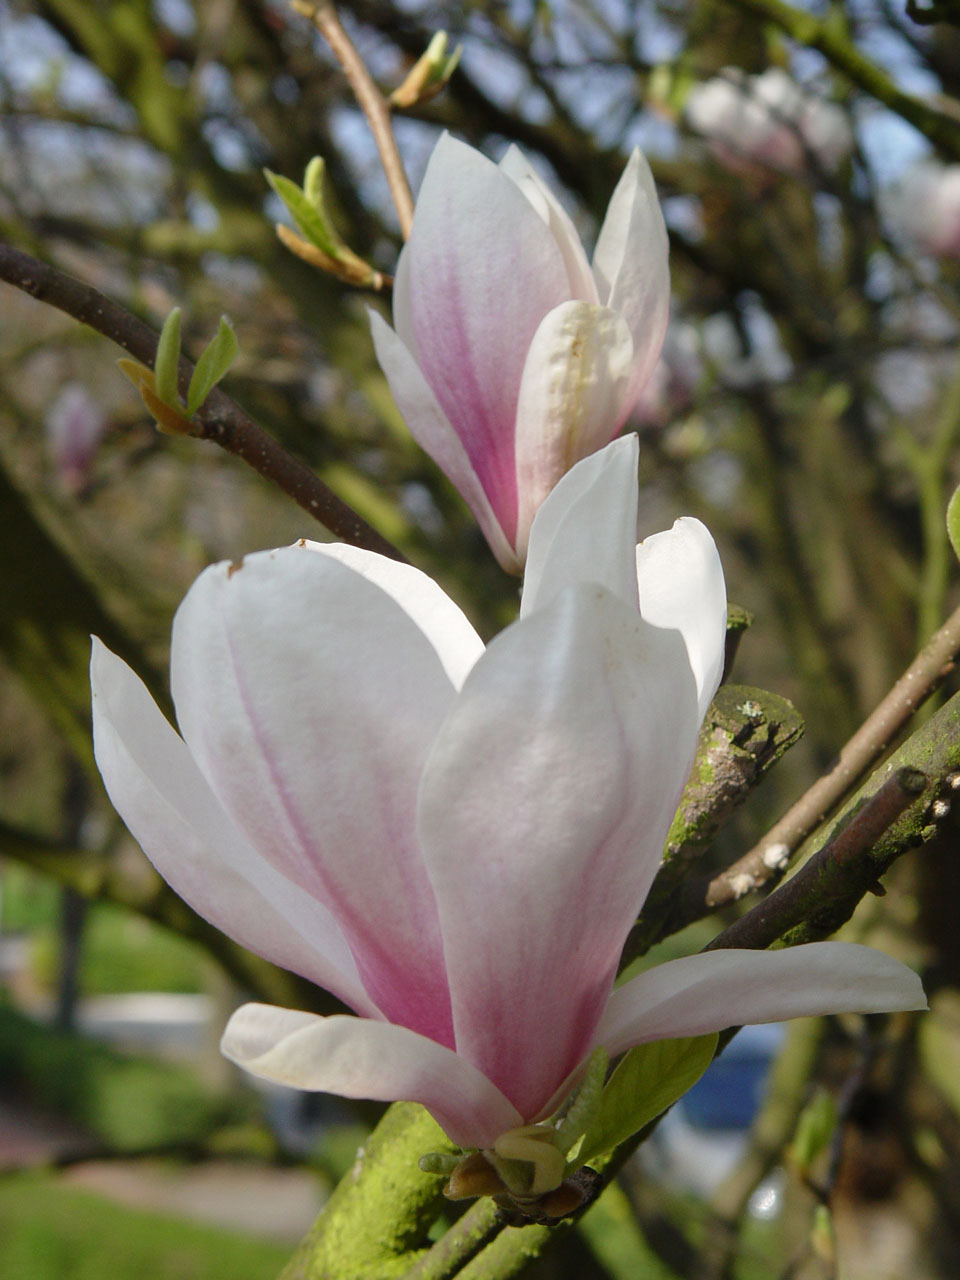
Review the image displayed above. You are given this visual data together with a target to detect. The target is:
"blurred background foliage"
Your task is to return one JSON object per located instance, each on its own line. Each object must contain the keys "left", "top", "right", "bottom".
{"left": 4, "top": 0, "right": 960, "bottom": 1277}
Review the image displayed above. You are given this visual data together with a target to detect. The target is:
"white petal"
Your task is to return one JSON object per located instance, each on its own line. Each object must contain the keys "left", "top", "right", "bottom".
{"left": 636, "top": 518, "right": 727, "bottom": 720}
{"left": 521, "top": 435, "right": 641, "bottom": 618}
{"left": 513, "top": 302, "right": 635, "bottom": 563}
{"left": 591, "top": 150, "right": 670, "bottom": 416}
{"left": 418, "top": 584, "right": 700, "bottom": 1121}
{"left": 170, "top": 544, "right": 455, "bottom": 1045}
{"left": 369, "top": 309, "right": 520, "bottom": 573}
{"left": 596, "top": 944, "right": 927, "bottom": 1059}
{"left": 299, "top": 541, "right": 484, "bottom": 691}
{"left": 90, "top": 639, "right": 374, "bottom": 1015}
{"left": 391, "top": 242, "right": 416, "bottom": 355}
{"left": 499, "top": 145, "right": 598, "bottom": 303}
{"left": 221, "top": 1005, "right": 523, "bottom": 1149}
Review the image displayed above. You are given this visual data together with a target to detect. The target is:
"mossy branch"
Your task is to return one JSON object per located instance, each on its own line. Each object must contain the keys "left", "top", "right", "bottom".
{"left": 702, "top": 597, "right": 960, "bottom": 914}
{"left": 722, "top": 688, "right": 960, "bottom": 949}
{"left": 620, "top": 684, "right": 804, "bottom": 965}
{"left": 278, "top": 1103, "right": 455, "bottom": 1279}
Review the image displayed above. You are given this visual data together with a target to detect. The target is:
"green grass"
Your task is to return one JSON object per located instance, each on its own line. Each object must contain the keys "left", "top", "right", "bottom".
{"left": 1, "top": 864, "right": 59, "bottom": 932}
{"left": 0, "top": 1173, "right": 291, "bottom": 1280}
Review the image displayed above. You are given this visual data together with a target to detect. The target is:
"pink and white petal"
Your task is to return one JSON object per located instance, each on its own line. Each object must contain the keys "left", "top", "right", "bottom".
{"left": 391, "top": 243, "right": 416, "bottom": 356}
{"left": 369, "top": 311, "right": 520, "bottom": 573}
{"left": 405, "top": 134, "right": 572, "bottom": 540}
{"left": 170, "top": 544, "right": 454, "bottom": 1046}
{"left": 91, "top": 639, "right": 376, "bottom": 1016}
{"left": 513, "top": 302, "right": 635, "bottom": 564}
{"left": 418, "top": 585, "right": 700, "bottom": 1121}
{"left": 498, "top": 145, "right": 598, "bottom": 303}
{"left": 636, "top": 518, "right": 727, "bottom": 720}
{"left": 591, "top": 150, "right": 670, "bottom": 416}
{"left": 521, "top": 435, "right": 641, "bottom": 619}
{"left": 595, "top": 944, "right": 926, "bottom": 1060}
{"left": 221, "top": 1005, "right": 523, "bottom": 1150}
{"left": 300, "top": 542, "right": 484, "bottom": 691}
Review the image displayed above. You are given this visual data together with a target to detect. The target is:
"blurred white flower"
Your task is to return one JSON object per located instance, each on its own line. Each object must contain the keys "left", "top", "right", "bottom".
{"left": 686, "top": 68, "right": 853, "bottom": 177}
{"left": 887, "top": 161, "right": 960, "bottom": 258}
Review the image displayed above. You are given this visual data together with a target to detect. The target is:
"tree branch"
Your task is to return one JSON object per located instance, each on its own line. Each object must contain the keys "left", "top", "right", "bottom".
{"left": 702, "top": 597, "right": 960, "bottom": 912}
{"left": 706, "top": 767, "right": 927, "bottom": 952}
{"left": 291, "top": 1, "right": 415, "bottom": 238}
{"left": 0, "top": 241, "right": 406, "bottom": 562}
{"left": 401, "top": 1201, "right": 503, "bottom": 1280}
{"left": 620, "top": 684, "right": 804, "bottom": 966}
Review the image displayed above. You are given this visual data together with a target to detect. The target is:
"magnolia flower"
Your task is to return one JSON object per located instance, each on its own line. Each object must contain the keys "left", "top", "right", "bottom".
{"left": 685, "top": 68, "right": 853, "bottom": 178}
{"left": 370, "top": 135, "right": 670, "bottom": 573}
{"left": 888, "top": 161, "right": 960, "bottom": 259}
{"left": 91, "top": 437, "right": 924, "bottom": 1167}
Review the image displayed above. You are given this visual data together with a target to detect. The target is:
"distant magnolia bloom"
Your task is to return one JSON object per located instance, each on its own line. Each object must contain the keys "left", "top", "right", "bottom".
{"left": 632, "top": 323, "right": 702, "bottom": 429}
{"left": 685, "top": 67, "right": 853, "bottom": 177}
{"left": 46, "top": 383, "right": 106, "bottom": 492}
{"left": 92, "top": 437, "right": 924, "bottom": 1157}
{"left": 370, "top": 134, "right": 670, "bottom": 573}
{"left": 888, "top": 161, "right": 960, "bottom": 258}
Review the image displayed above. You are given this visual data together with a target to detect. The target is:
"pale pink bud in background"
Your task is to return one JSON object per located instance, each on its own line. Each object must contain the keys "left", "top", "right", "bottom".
{"left": 46, "top": 383, "right": 106, "bottom": 493}
{"left": 685, "top": 68, "right": 853, "bottom": 178}
{"left": 370, "top": 134, "right": 670, "bottom": 572}
{"left": 887, "top": 161, "right": 960, "bottom": 258}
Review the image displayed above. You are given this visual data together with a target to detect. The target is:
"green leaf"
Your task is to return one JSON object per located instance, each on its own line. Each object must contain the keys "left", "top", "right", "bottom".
{"left": 186, "top": 316, "right": 238, "bottom": 415}
{"left": 428, "top": 33, "right": 462, "bottom": 87}
{"left": 154, "top": 306, "right": 182, "bottom": 408}
{"left": 303, "top": 155, "right": 326, "bottom": 210}
{"left": 947, "top": 482, "right": 960, "bottom": 564}
{"left": 264, "top": 167, "right": 341, "bottom": 257}
{"left": 790, "top": 1088, "right": 837, "bottom": 1173}
{"left": 578, "top": 1033, "right": 718, "bottom": 1165}
{"left": 555, "top": 1046, "right": 608, "bottom": 1155}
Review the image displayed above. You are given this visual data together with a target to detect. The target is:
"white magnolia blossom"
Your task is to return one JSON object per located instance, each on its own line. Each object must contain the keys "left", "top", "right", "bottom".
{"left": 371, "top": 134, "right": 670, "bottom": 573}
{"left": 91, "top": 437, "right": 924, "bottom": 1157}
{"left": 685, "top": 68, "right": 854, "bottom": 177}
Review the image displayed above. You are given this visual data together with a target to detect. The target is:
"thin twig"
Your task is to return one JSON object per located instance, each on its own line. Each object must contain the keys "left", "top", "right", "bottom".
{"left": 402, "top": 1200, "right": 503, "bottom": 1280}
{"left": 292, "top": 2, "right": 415, "bottom": 238}
{"left": 704, "top": 599, "right": 960, "bottom": 909}
{"left": 0, "top": 242, "right": 406, "bottom": 562}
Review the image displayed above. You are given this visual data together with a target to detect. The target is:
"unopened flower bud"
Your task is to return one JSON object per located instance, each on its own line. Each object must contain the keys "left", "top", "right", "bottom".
{"left": 443, "top": 1151, "right": 505, "bottom": 1201}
